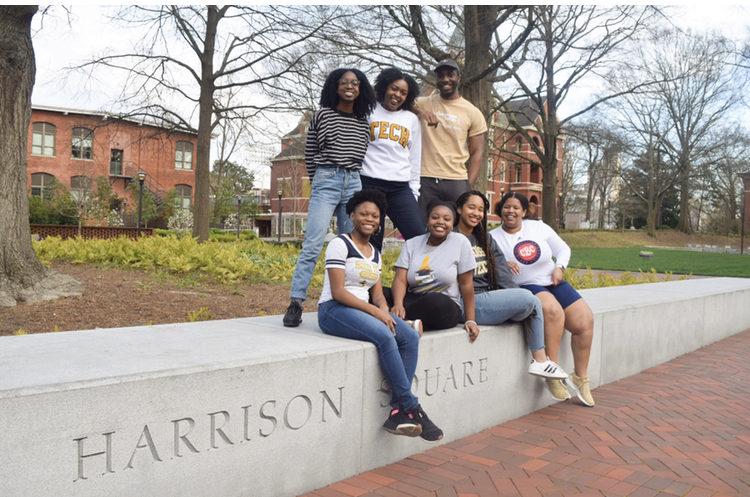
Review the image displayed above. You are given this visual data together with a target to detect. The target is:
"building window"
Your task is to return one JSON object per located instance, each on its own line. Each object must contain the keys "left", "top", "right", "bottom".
{"left": 70, "top": 176, "right": 91, "bottom": 201}
{"left": 174, "top": 184, "right": 192, "bottom": 209}
{"left": 514, "top": 163, "right": 523, "bottom": 183}
{"left": 531, "top": 164, "right": 541, "bottom": 184}
{"left": 110, "top": 149, "right": 123, "bottom": 176}
{"left": 31, "top": 172, "right": 56, "bottom": 200}
{"left": 71, "top": 127, "right": 93, "bottom": 159}
{"left": 175, "top": 141, "right": 193, "bottom": 170}
{"left": 283, "top": 216, "right": 293, "bottom": 235}
{"left": 498, "top": 161, "right": 506, "bottom": 182}
{"left": 515, "top": 136, "right": 523, "bottom": 152}
{"left": 32, "top": 122, "right": 56, "bottom": 156}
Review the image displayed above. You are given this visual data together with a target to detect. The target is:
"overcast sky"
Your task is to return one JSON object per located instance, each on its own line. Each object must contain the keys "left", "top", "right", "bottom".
{"left": 30, "top": 4, "right": 750, "bottom": 188}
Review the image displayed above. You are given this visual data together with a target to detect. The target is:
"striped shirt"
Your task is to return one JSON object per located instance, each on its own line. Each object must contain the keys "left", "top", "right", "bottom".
{"left": 304, "top": 107, "right": 370, "bottom": 178}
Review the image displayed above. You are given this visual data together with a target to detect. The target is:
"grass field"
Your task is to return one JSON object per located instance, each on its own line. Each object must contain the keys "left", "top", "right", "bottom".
{"left": 569, "top": 246, "right": 750, "bottom": 277}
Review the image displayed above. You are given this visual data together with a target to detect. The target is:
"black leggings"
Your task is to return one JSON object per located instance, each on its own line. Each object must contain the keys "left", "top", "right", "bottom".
{"left": 381, "top": 287, "right": 462, "bottom": 331}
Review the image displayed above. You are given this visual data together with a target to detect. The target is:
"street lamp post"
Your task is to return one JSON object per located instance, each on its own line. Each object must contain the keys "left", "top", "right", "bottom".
{"left": 277, "top": 189, "right": 283, "bottom": 243}
{"left": 137, "top": 171, "right": 146, "bottom": 233}
{"left": 235, "top": 195, "right": 242, "bottom": 240}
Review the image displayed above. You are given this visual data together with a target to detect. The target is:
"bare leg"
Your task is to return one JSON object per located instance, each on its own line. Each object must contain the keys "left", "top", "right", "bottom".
{"left": 536, "top": 291, "right": 565, "bottom": 363}
{"left": 563, "top": 299, "right": 594, "bottom": 377}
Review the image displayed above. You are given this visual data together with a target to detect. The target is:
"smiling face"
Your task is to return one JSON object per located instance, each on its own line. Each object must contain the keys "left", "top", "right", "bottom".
{"left": 435, "top": 67, "right": 460, "bottom": 99}
{"left": 427, "top": 205, "right": 455, "bottom": 241}
{"left": 351, "top": 201, "right": 380, "bottom": 239}
{"left": 458, "top": 195, "right": 485, "bottom": 231}
{"left": 382, "top": 78, "right": 409, "bottom": 111}
{"left": 337, "top": 71, "right": 360, "bottom": 104}
{"left": 501, "top": 197, "right": 526, "bottom": 230}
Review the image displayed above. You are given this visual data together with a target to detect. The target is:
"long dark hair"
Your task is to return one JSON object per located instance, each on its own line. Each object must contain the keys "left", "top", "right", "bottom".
{"left": 456, "top": 190, "right": 497, "bottom": 289}
{"left": 374, "top": 67, "right": 419, "bottom": 112}
{"left": 319, "top": 68, "right": 376, "bottom": 120}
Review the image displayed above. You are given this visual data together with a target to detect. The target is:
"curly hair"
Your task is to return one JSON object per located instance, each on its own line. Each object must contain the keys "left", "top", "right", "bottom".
{"left": 374, "top": 67, "right": 420, "bottom": 112}
{"left": 494, "top": 191, "right": 529, "bottom": 217}
{"left": 319, "top": 68, "right": 376, "bottom": 120}
{"left": 345, "top": 188, "right": 388, "bottom": 217}
{"left": 456, "top": 190, "right": 497, "bottom": 289}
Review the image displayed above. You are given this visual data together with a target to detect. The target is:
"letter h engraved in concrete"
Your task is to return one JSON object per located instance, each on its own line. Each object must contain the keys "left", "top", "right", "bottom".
{"left": 73, "top": 431, "right": 115, "bottom": 482}
{"left": 208, "top": 411, "right": 234, "bottom": 448}
{"left": 172, "top": 417, "right": 199, "bottom": 457}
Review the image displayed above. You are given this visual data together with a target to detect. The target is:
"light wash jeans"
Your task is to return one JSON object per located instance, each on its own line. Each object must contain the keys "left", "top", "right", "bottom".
{"left": 290, "top": 166, "right": 361, "bottom": 301}
{"left": 317, "top": 300, "right": 420, "bottom": 410}
{"left": 471, "top": 288, "right": 545, "bottom": 352}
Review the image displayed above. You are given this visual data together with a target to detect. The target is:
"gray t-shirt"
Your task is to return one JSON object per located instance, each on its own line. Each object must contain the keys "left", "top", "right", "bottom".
{"left": 395, "top": 232, "right": 477, "bottom": 306}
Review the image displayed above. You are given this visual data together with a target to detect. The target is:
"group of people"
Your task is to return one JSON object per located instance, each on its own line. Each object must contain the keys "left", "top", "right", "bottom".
{"left": 281, "top": 60, "right": 595, "bottom": 442}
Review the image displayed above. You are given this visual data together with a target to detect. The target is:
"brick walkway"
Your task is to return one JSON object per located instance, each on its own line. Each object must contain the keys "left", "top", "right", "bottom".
{"left": 301, "top": 329, "right": 750, "bottom": 497}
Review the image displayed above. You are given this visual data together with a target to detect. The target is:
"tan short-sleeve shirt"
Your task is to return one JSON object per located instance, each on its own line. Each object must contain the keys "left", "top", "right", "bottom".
{"left": 416, "top": 93, "right": 488, "bottom": 180}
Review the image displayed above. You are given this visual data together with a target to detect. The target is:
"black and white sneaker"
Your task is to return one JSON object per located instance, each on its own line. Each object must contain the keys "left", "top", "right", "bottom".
{"left": 383, "top": 407, "right": 422, "bottom": 437}
{"left": 282, "top": 300, "right": 303, "bottom": 327}
{"left": 415, "top": 405, "right": 443, "bottom": 442}
{"left": 528, "top": 359, "right": 568, "bottom": 379}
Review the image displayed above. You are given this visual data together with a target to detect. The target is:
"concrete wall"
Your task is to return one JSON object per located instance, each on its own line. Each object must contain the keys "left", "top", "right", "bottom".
{"left": 1, "top": 278, "right": 749, "bottom": 497}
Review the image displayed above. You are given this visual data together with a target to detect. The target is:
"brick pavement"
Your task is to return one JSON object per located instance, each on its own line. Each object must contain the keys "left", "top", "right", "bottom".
{"left": 301, "top": 329, "right": 750, "bottom": 497}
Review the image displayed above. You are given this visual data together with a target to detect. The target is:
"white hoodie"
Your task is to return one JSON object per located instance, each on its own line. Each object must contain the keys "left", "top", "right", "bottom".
{"left": 361, "top": 103, "right": 422, "bottom": 197}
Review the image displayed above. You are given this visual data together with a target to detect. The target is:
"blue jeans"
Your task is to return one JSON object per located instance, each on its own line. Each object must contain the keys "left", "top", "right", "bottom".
{"left": 471, "top": 288, "right": 545, "bottom": 352}
{"left": 318, "top": 300, "right": 420, "bottom": 410}
{"left": 290, "top": 167, "right": 361, "bottom": 300}
{"left": 360, "top": 176, "right": 425, "bottom": 251}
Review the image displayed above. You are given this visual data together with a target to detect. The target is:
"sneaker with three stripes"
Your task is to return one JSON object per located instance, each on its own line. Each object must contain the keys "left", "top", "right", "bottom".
{"left": 528, "top": 359, "right": 568, "bottom": 379}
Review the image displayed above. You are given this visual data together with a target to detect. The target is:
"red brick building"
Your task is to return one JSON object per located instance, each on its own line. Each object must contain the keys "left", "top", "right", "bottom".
{"left": 486, "top": 99, "right": 564, "bottom": 223}
{"left": 27, "top": 105, "right": 197, "bottom": 216}
{"left": 269, "top": 114, "right": 311, "bottom": 238}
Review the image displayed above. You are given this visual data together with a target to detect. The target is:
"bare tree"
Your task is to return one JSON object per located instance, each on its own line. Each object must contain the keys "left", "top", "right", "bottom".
{"left": 702, "top": 129, "right": 750, "bottom": 234}
{"left": 76, "top": 6, "right": 341, "bottom": 241}
{"left": 641, "top": 30, "right": 743, "bottom": 233}
{"left": 610, "top": 92, "right": 679, "bottom": 236}
{"left": 498, "top": 5, "right": 659, "bottom": 229}
{"left": 0, "top": 6, "right": 80, "bottom": 306}
{"left": 303, "top": 6, "right": 534, "bottom": 192}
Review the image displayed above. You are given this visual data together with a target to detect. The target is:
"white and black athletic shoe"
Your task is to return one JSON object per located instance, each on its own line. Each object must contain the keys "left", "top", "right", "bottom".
{"left": 528, "top": 359, "right": 568, "bottom": 379}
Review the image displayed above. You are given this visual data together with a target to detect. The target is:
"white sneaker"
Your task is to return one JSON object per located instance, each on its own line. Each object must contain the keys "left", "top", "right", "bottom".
{"left": 528, "top": 359, "right": 568, "bottom": 379}
{"left": 406, "top": 319, "right": 423, "bottom": 336}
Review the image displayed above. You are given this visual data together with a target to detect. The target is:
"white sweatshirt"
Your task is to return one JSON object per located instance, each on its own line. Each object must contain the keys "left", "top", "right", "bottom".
{"left": 489, "top": 220, "right": 571, "bottom": 286}
{"left": 361, "top": 103, "right": 422, "bottom": 197}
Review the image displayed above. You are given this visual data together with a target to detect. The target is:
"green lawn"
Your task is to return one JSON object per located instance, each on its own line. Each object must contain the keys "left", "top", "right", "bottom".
{"left": 569, "top": 247, "right": 750, "bottom": 277}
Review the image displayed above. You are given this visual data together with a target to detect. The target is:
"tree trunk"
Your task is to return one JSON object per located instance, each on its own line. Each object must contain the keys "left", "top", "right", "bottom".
{"left": 462, "top": 5, "right": 497, "bottom": 193}
{"left": 646, "top": 145, "right": 656, "bottom": 237}
{"left": 540, "top": 13, "right": 559, "bottom": 230}
{"left": 597, "top": 190, "right": 607, "bottom": 229}
{"left": 192, "top": 6, "right": 219, "bottom": 242}
{"left": 585, "top": 167, "right": 595, "bottom": 222}
{"left": 677, "top": 155, "right": 692, "bottom": 233}
{"left": 0, "top": 6, "right": 80, "bottom": 306}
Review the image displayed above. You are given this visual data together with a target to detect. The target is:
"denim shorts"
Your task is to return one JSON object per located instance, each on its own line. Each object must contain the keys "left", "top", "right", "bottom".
{"left": 521, "top": 281, "right": 582, "bottom": 309}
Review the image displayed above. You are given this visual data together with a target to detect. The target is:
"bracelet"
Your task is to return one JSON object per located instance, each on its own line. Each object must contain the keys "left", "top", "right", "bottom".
{"left": 464, "top": 320, "right": 477, "bottom": 327}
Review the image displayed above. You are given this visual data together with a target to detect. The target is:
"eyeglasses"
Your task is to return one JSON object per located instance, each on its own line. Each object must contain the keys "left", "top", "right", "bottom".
{"left": 338, "top": 79, "right": 360, "bottom": 87}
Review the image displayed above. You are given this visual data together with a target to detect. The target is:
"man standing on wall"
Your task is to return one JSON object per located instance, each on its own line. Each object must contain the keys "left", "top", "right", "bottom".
{"left": 416, "top": 59, "right": 487, "bottom": 211}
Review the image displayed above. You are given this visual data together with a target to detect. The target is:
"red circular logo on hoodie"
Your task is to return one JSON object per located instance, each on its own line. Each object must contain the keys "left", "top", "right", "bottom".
{"left": 513, "top": 240, "right": 541, "bottom": 265}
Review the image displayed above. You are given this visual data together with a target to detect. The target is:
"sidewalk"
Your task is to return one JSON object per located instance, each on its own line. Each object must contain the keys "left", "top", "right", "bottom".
{"left": 301, "top": 329, "right": 750, "bottom": 497}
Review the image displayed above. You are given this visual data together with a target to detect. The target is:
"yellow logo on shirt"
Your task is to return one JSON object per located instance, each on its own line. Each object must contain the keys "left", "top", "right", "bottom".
{"left": 369, "top": 121, "right": 409, "bottom": 148}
